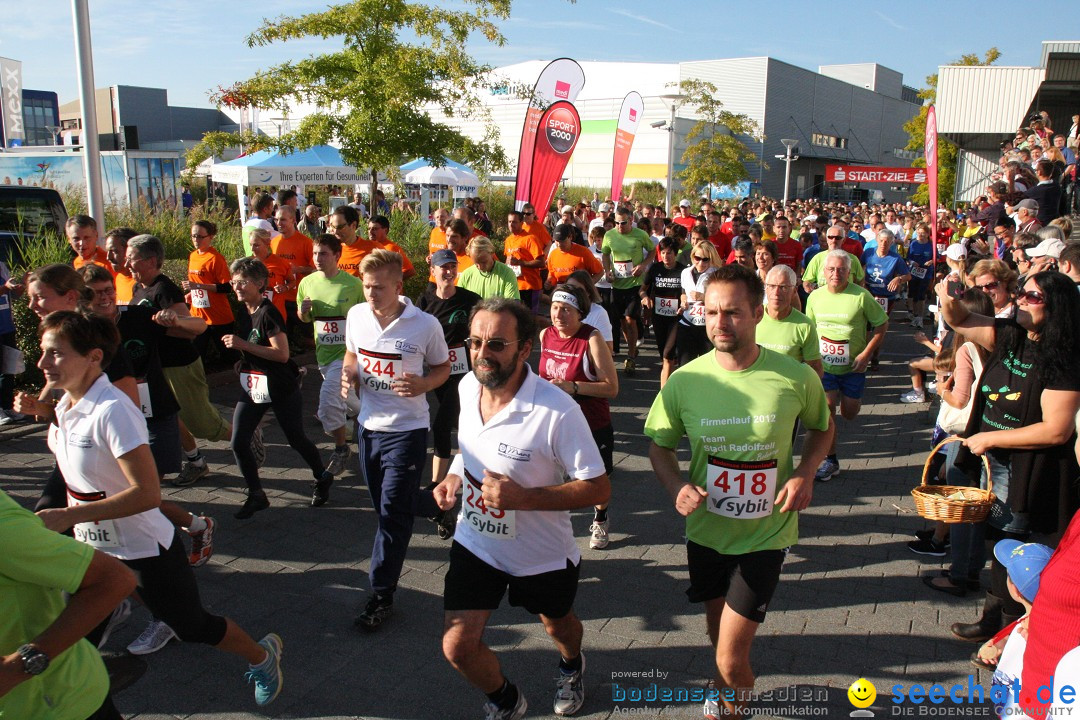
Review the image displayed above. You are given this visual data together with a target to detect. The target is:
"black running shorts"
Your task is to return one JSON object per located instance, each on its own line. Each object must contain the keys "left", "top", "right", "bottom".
{"left": 444, "top": 541, "right": 580, "bottom": 619}
{"left": 685, "top": 541, "right": 787, "bottom": 623}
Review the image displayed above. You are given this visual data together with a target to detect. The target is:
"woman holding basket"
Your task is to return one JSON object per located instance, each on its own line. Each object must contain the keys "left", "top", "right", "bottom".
{"left": 932, "top": 270, "right": 1080, "bottom": 643}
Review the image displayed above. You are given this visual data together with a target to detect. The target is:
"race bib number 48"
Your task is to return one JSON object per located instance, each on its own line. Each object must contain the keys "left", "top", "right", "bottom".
{"left": 706, "top": 456, "right": 777, "bottom": 520}
{"left": 315, "top": 317, "right": 346, "bottom": 346}
{"left": 448, "top": 345, "right": 469, "bottom": 375}
{"left": 819, "top": 336, "right": 850, "bottom": 367}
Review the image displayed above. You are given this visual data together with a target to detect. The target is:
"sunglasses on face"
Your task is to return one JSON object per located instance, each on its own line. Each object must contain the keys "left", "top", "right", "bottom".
{"left": 464, "top": 337, "right": 521, "bottom": 352}
{"left": 976, "top": 281, "right": 1001, "bottom": 291}
{"left": 692, "top": 256, "right": 710, "bottom": 262}
{"left": 1017, "top": 290, "right": 1044, "bottom": 305}
{"left": 614, "top": 220, "right": 630, "bottom": 226}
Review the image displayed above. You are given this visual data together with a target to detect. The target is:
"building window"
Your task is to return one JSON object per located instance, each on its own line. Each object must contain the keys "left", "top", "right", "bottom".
{"left": 891, "top": 148, "right": 919, "bottom": 161}
{"left": 812, "top": 132, "right": 847, "bottom": 149}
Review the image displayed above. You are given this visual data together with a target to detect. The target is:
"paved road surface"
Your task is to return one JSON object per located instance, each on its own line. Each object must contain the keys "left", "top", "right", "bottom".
{"left": 0, "top": 317, "right": 996, "bottom": 719}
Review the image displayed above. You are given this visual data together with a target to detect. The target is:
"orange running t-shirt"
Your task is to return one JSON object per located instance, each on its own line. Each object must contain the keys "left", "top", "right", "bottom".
{"left": 259, "top": 253, "right": 292, "bottom": 319}
{"left": 503, "top": 231, "right": 544, "bottom": 291}
{"left": 115, "top": 271, "right": 136, "bottom": 305}
{"left": 187, "top": 248, "right": 234, "bottom": 325}
{"left": 270, "top": 231, "right": 314, "bottom": 302}
{"left": 547, "top": 244, "right": 603, "bottom": 286}
{"left": 73, "top": 247, "right": 115, "bottom": 277}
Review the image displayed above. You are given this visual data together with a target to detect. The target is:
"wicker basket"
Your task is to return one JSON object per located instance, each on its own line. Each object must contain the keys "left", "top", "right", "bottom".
{"left": 910, "top": 436, "right": 996, "bottom": 523}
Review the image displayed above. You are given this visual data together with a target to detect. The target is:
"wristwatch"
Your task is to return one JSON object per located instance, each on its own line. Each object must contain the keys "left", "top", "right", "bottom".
{"left": 17, "top": 644, "right": 49, "bottom": 675}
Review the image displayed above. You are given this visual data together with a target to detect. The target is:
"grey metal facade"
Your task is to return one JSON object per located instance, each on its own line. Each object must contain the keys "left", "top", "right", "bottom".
{"left": 682, "top": 58, "right": 920, "bottom": 201}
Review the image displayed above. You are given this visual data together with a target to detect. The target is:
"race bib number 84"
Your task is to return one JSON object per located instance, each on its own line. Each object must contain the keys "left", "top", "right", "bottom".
{"left": 706, "top": 456, "right": 777, "bottom": 520}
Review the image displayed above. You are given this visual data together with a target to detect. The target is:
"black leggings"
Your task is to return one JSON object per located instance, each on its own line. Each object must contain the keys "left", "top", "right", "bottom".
{"left": 986, "top": 525, "right": 1029, "bottom": 618}
{"left": 88, "top": 531, "right": 228, "bottom": 647}
{"left": 676, "top": 322, "right": 710, "bottom": 368}
{"left": 231, "top": 384, "right": 324, "bottom": 492}
{"left": 431, "top": 374, "right": 464, "bottom": 459}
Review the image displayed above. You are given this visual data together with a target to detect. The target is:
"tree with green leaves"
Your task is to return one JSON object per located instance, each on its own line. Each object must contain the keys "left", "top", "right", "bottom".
{"left": 674, "top": 79, "right": 762, "bottom": 196}
{"left": 904, "top": 48, "right": 1001, "bottom": 207}
{"left": 184, "top": 0, "right": 512, "bottom": 189}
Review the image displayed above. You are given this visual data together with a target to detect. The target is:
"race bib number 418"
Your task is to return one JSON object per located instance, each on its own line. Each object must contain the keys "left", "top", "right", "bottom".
{"left": 706, "top": 456, "right": 777, "bottom": 520}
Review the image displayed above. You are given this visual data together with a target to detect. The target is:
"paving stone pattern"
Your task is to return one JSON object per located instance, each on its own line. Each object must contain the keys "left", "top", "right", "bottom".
{"left": 0, "top": 320, "right": 994, "bottom": 719}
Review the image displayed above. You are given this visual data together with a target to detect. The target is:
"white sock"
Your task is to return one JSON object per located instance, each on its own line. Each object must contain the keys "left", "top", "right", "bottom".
{"left": 187, "top": 515, "right": 207, "bottom": 533}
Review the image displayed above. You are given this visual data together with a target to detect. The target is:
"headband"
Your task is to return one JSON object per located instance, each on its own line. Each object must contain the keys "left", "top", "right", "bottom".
{"left": 551, "top": 290, "right": 581, "bottom": 311}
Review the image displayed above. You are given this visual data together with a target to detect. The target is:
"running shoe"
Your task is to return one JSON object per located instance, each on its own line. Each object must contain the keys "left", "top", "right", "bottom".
{"left": 432, "top": 508, "right": 456, "bottom": 540}
{"left": 0, "top": 408, "right": 28, "bottom": 426}
{"left": 704, "top": 697, "right": 722, "bottom": 720}
{"left": 814, "top": 457, "right": 840, "bottom": 482}
{"left": 589, "top": 519, "right": 610, "bottom": 550}
{"left": 246, "top": 633, "right": 284, "bottom": 706}
{"left": 251, "top": 427, "right": 266, "bottom": 469}
{"left": 97, "top": 598, "right": 131, "bottom": 649}
{"left": 900, "top": 389, "right": 926, "bottom": 404}
{"left": 326, "top": 445, "right": 351, "bottom": 476}
{"left": 914, "top": 528, "right": 951, "bottom": 548}
{"left": 235, "top": 490, "right": 270, "bottom": 520}
{"left": 623, "top": 357, "right": 636, "bottom": 376}
{"left": 311, "top": 472, "right": 334, "bottom": 507}
{"left": 354, "top": 595, "right": 393, "bottom": 631}
{"left": 553, "top": 653, "right": 585, "bottom": 716}
{"left": 188, "top": 515, "right": 216, "bottom": 567}
{"left": 172, "top": 460, "right": 209, "bottom": 487}
{"left": 484, "top": 692, "right": 528, "bottom": 720}
{"left": 127, "top": 619, "right": 177, "bottom": 655}
{"left": 907, "top": 537, "right": 947, "bottom": 557}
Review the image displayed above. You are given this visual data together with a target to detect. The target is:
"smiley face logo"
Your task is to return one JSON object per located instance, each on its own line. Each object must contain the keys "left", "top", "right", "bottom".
{"left": 848, "top": 678, "right": 877, "bottom": 709}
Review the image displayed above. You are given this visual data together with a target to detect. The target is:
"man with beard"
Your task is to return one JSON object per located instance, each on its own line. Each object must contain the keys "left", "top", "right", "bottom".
{"left": 434, "top": 298, "right": 609, "bottom": 720}
{"left": 645, "top": 264, "right": 832, "bottom": 720}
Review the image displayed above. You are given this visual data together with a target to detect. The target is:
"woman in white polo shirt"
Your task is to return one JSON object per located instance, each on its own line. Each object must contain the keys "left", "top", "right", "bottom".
{"left": 35, "top": 310, "right": 284, "bottom": 707}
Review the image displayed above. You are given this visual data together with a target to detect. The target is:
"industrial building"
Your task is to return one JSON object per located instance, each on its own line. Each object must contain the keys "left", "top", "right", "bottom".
{"left": 425, "top": 58, "right": 923, "bottom": 202}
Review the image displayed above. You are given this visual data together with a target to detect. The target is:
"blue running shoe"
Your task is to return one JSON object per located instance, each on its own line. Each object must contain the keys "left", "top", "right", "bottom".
{"left": 246, "top": 633, "right": 283, "bottom": 706}
{"left": 814, "top": 457, "right": 840, "bottom": 482}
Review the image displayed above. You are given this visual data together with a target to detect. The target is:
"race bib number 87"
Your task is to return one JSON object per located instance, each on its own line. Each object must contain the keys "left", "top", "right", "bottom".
{"left": 706, "top": 456, "right": 777, "bottom": 520}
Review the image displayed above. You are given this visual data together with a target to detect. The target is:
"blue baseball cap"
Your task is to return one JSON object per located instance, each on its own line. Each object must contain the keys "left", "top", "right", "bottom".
{"left": 993, "top": 540, "right": 1054, "bottom": 602}
{"left": 430, "top": 249, "right": 458, "bottom": 267}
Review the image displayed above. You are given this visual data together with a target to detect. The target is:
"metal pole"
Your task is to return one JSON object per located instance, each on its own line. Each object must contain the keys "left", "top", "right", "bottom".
{"left": 71, "top": 0, "right": 104, "bottom": 223}
{"left": 665, "top": 104, "right": 675, "bottom": 215}
{"left": 782, "top": 149, "right": 792, "bottom": 208}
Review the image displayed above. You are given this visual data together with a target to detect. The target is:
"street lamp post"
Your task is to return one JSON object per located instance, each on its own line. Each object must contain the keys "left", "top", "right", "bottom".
{"left": 659, "top": 94, "right": 686, "bottom": 215}
{"left": 71, "top": 0, "right": 104, "bottom": 223}
{"left": 778, "top": 139, "right": 799, "bottom": 208}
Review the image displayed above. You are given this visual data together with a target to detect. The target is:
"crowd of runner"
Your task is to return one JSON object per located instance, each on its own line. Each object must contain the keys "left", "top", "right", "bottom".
{"left": 2, "top": 115, "right": 1079, "bottom": 720}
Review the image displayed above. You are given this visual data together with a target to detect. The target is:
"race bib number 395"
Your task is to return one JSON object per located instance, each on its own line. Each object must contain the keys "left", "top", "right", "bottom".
{"left": 706, "top": 456, "right": 777, "bottom": 520}
{"left": 819, "top": 336, "right": 850, "bottom": 367}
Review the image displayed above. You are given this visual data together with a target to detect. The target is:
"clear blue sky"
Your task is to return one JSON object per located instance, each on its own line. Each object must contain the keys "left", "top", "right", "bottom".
{"left": 0, "top": 0, "right": 1062, "bottom": 109}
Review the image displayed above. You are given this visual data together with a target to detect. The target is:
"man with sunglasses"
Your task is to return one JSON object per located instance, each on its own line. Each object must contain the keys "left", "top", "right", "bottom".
{"left": 434, "top": 298, "right": 608, "bottom": 720}
{"left": 602, "top": 208, "right": 654, "bottom": 374}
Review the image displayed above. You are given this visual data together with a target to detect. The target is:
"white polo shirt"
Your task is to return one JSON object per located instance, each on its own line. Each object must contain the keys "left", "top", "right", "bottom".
{"left": 345, "top": 297, "right": 449, "bottom": 432}
{"left": 48, "top": 374, "right": 174, "bottom": 560}
{"left": 449, "top": 366, "right": 606, "bottom": 577}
